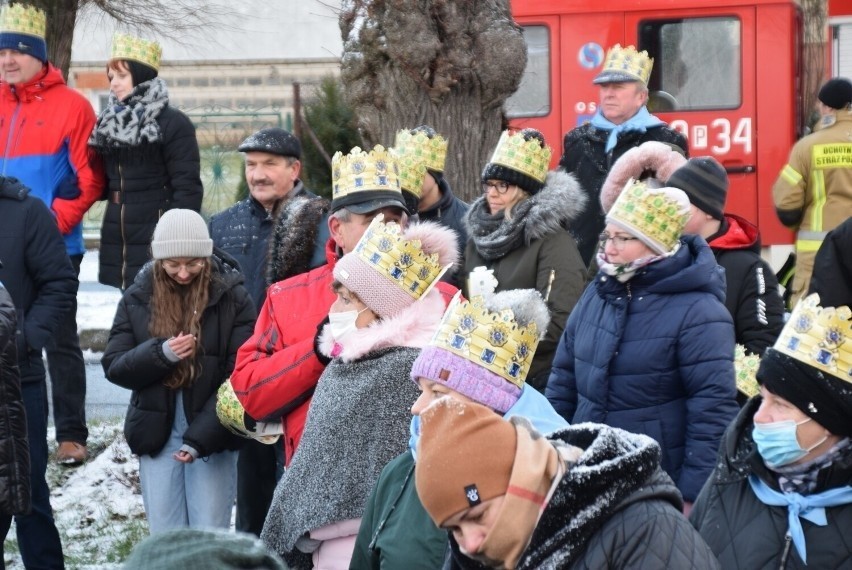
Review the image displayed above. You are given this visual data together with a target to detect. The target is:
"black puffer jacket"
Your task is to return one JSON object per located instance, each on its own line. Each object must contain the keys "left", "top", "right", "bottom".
{"left": 559, "top": 122, "right": 688, "bottom": 265}
{"left": 690, "top": 398, "right": 852, "bottom": 569}
{"left": 102, "top": 250, "right": 256, "bottom": 457}
{"left": 0, "top": 285, "right": 30, "bottom": 516}
{"left": 445, "top": 424, "right": 720, "bottom": 570}
{"left": 97, "top": 105, "right": 203, "bottom": 290}
{"left": 808, "top": 216, "right": 852, "bottom": 307}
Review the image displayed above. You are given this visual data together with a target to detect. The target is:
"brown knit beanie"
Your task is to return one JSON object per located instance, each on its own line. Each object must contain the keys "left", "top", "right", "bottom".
{"left": 415, "top": 399, "right": 517, "bottom": 527}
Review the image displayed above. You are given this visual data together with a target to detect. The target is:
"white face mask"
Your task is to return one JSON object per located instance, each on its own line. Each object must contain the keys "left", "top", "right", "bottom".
{"left": 327, "top": 307, "right": 368, "bottom": 343}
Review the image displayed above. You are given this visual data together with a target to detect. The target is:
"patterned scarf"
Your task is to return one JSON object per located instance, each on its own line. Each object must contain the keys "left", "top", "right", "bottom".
{"left": 776, "top": 437, "right": 852, "bottom": 494}
{"left": 89, "top": 78, "right": 169, "bottom": 150}
{"left": 589, "top": 106, "right": 665, "bottom": 153}
{"left": 595, "top": 243, "right": 677, "bottom": 283}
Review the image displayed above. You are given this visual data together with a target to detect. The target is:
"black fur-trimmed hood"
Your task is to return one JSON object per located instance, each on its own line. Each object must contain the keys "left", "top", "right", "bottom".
{"left": 266, "top": 194, "right": 331, "bottom": 285}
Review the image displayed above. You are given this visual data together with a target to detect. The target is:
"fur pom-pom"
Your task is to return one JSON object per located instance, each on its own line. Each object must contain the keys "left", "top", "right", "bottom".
{"left": 402, "top": 220, "right": 461, "bottom": 268}
{"left": 484, "top": 289, "right": 550, "bottom": 340}
{"left": 600, "top": 141, "right": 687, "bottom": 213}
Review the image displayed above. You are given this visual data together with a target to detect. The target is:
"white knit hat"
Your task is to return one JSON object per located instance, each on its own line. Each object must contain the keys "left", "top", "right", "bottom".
{"left": 151, "top": 209, "right": 213, "bottom": 260}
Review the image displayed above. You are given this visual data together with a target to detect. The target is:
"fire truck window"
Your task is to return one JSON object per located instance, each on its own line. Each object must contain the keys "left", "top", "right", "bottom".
{"left": 506, "top": 25, "right": 551, "bottom": 118}
{"left": 639, "top": 17, "right": 741, "bottom": 110}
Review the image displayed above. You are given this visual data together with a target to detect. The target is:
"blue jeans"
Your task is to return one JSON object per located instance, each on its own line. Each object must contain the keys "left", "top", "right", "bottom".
{"left": 46, "top": 253, "right": 87, "bottom": 445}
{"left": 4, "top": 381, "right": 65, "bottom": 569}
{"left": 139, "top": 392, "right": 237, "bottom": 534}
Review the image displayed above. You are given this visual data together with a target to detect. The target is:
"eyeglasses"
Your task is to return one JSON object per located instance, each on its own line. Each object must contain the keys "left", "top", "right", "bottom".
{"left": 598, "top": 233, "right": 639, "bottom": 250}
{"left": 481, "top": 181, "right": 512, "bottom": 194}
{"left": 162, "top": 259, "right": 205, "bottom": 273}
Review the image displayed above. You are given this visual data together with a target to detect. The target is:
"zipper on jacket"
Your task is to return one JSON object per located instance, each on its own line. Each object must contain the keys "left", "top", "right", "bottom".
{"left": 543, "top": 269, "right": 556, "bottom": 302}
{"left": 778, "top": 532, "right": 792, "bottom": 570}
{"left": 119, "top": 160, "right": 128, "bottom": 289}
{"left": 625, "top": 282, "right": 632, "bottom": 301}
{"left": 1, "top": 101, "right": 21, "bottom": 176}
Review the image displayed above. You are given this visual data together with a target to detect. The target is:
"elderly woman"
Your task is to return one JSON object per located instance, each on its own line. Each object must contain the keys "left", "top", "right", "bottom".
{"left": 462, "top": 129, "right": 586, "bottom": 391}
{"left": 351, "top": 287, "right": 568, "bottom": 569}
{"left": 691, "top": 294, "right": 852, "bottom": 568}
{"left": 415, "top": 399, "right": 720, "bottom": 569}
{"left": 90, "top": 33, "right": 203, "bottom": 290}
{"left": 546, "top": 180, "right": 739, "bottom": 510}
{"left": 260, "top": 215, "right": 458, "bottom": 569}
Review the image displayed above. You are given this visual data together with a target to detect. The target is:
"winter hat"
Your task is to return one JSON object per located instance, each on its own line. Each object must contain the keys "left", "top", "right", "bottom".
{"left": 818, "top": 78, "right": 852, "bottom": 110}
{"left": 415, "top": 398, "right": 517, "bottom": 527}
{"left": 606, "top": 179, "right": 691, "bottom": 254}
{"left": 238, "top": 128, "right": 302, "bottom": 159}
{"left": 757, "top": 294, "right": 852, "bottom": 437}
{"left": 0, "top": 4, "right": 47, "bottom": 64}
{"left": 331, "top": 145, "right": 408, "bottom": 214}
{"left": 667, "top": 157, "right": 728, "bottom": 221}
{"left": 151, "top": 209, "right": 213, "bottom": 260}
{"left": 123, "top": 528, "right": 287, "bottom": 570}
{"left": 600, "top": 141, "right": 687, "bottom": 213}
{"left": 410, "top": 287, "right": 550, "bottom": 413}
{"left": 333, "top": 214, "right": 458, "bottom": 318}
{"left": 481, "top": 129, "right": 551, "bottom": 195}
{"left": 110, "top": 33, "right": 162, "bottom": 72}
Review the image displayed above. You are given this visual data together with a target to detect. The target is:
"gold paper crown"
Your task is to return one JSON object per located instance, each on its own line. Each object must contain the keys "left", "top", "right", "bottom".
{"left": 774, "top": 294, "right": 852, "bottom": 382}
{"left": 597, "top": 44, "right": 654, "bottom": 85}
{"left": 392, "top": 147, "right": 427, "bottom": 198}
{"left": 607, "top": 179, "right": 689, "bottom": 252}
{"left": 111, "top": 33, "right": 162, "bottom": 71}
{"left": 331, "top": 145, "right": 402, "bottom": 202}
{"left": 430, "top": 293, "right": 542, "bottom": 388}
{"left": 734, "top": 344, "right": 760, "bottom": 398}
{"left": 351, "top": 215, "right": 446, "bottom": 300}
{"left": 488, "top": 130, "right": 551, "bottom": 184}
{"left": 394, "top": 129, "right": 448, "bottom": 173}
{"left": 0, "top": 4, "right": 45, "bottom": 38}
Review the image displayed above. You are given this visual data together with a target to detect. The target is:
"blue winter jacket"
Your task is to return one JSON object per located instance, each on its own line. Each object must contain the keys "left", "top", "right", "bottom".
{"left": 545, "top": 234, "right": 738, "bottom": 501}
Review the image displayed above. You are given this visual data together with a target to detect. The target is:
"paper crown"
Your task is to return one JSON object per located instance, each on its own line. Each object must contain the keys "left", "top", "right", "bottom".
{"left": 111, "top": 33, "right": 162, "bottom": 71}
{"left": 734, "top": 344, "right": 760, "bottom": 398}
{"left": 606, "top": 179, "right": 690, "bottom": 254}
{"left": 774, "top": 294, "right": 852, "bottom": 382}
{"left": 394, "top": 129, "right": 448, "bottom": 173}
{"left": 346, "top": 214, "right": 448, "bottom": 302}
{"left": 331, "top": 145, "right": 403, "bottom": 208}
{"left": 429, "top": 292, "right": 542, "bottom": 388}
{"left": 392, "top": 147, "right": 427, "bottom": 198}
{"left": 487, "top": 130, "right": 551, "bottom": 184}
{"left": 594, "top": 44, "right": 654, "bottom": 85}
{"left": 0, "top": 4, "right": 45, "bottom": 38}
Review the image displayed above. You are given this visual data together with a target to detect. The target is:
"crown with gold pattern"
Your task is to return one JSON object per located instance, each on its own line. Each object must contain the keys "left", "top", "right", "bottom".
{"left": 594, "top": 44, "right": 654, "bottom": 85}
{"left": 487, "top": 130, "right": 551, "bottom": 184}
{"left": 734, "top": 344, "right": 760, "bottom": 398}
{"left": 774, "top": 294, "right": 852, "bottom": 382}
{"left": 394, "top": 129, "right": 448, "bottom": 173}
{"left": 111, "top": 33, "right": 162, "bottom": 71}
{"left": 429, "top": 293, "right": 543, "bottom": 387}
{"left": 331, "top": 145, "right": 406, "bottom": 212}
{"left": 392, "top": 147, "right": 427, "bottom": 198}
{"left": 0, "top": 4, "right": 45, "bottom": 39}
{"left": 606, "top": 179, "right": 690, "bottom": 254}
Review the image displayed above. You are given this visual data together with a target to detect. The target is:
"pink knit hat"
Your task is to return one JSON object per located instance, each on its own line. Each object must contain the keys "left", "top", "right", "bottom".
{"left": 333, "top": 216, "right": 459, "bottom": 318}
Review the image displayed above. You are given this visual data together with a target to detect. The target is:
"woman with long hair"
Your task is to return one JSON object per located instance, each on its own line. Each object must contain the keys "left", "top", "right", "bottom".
{"left": 103, "top": 209, "right": 256, "bottom": 533}
{"left": 90, "top": 33, "right": 203, "bottom": 290}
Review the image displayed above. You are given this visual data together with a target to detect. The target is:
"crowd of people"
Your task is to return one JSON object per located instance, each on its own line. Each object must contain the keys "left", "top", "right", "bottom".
{"left": 0, "top": 4, "right": 850, "bottom": 569}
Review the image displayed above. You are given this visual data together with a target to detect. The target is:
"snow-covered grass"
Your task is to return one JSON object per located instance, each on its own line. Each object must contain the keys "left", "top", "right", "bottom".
{"left": 3, "top": 419, "right": 148, "bottom": 569}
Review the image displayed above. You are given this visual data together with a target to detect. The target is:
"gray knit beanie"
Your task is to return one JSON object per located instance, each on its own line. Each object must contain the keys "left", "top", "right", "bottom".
{"left": 151, "top": 209, "right": 213, "bottom": 260}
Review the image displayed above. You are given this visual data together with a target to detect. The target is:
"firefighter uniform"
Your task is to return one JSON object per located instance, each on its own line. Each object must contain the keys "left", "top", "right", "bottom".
{"left": 772, "top": 111, "right": 852, "bottom": 305}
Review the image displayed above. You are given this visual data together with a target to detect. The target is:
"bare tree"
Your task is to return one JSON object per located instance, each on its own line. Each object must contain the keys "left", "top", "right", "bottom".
{"left": 12, "top": 0, "right": 231, "bottom": 79}
{"left": 339, "top": 0, "right": 526, "bottom": 201}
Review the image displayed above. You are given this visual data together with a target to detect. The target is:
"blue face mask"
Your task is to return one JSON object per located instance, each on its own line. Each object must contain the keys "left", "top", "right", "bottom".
{"left": 752, "top": 418, "right": 827, "bottom": 468}
{"left": 408, "top": 415, "right": 421, "bottom": 461}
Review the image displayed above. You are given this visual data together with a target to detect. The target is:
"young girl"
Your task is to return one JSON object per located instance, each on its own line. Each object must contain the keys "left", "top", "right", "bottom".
{"left": 103, "top": 209, "right": 256, "bottom": 533}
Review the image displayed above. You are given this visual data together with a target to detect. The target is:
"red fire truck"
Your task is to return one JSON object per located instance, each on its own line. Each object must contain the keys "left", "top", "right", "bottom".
{"left": 507, "top": 0, "right": 805, "bottom": 246}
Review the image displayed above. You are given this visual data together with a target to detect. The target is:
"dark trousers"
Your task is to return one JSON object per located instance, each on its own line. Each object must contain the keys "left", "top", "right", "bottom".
{"left": 0, "top": 381, "right": 65, "bottom": 569}
{"left": 235, "top": 438, "right": 285, "bottom": 536}
{"left": 46, "top": 253, "right": 87, "bottom": 445}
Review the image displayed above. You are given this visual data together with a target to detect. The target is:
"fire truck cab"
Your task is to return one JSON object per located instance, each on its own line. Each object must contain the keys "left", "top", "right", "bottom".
{"left": 508, "top": 0, "right": 804, "bottom": 245}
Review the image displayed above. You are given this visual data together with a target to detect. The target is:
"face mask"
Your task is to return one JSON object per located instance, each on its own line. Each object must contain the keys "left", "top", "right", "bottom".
{"left": 408, "top": 415, "right": 421, "bottom": 461}
{"left": 327, "top": 307, "right": 368, "bottom": 343}
{"left": 753, "top": 417, "right": 828, "bottom": 468}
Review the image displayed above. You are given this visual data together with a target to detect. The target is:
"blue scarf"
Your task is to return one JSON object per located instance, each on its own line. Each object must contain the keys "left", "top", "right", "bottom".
{"left": 589, "top": 106, "right": 665, "bottom": 153}
{"left": 748, "top": 474, "right": 852, "bottom": 564}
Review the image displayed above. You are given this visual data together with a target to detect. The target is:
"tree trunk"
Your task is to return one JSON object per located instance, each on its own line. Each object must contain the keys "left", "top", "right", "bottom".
{"left": 340, "top": 0, "right": 526, "bottom": 203}
{"left": 802, "top": 0, "right": 827, "bottom": 133}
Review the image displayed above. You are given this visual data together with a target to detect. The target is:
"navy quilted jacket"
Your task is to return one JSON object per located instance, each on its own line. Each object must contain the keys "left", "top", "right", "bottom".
{"left": 545, "top": 234, "right": 738, "bottom": 501}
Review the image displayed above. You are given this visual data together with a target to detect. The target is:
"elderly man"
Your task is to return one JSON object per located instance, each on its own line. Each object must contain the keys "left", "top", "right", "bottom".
{"left": 559, "top": 44, "right": 688, "bottom": 265}
{"left": 0, "top": 4, "right": 104, "bottom": 466}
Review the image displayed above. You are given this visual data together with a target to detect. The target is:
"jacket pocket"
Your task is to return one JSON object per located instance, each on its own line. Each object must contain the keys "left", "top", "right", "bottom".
{"left": 123, "top": 402, "right": 169, "bottom": 457}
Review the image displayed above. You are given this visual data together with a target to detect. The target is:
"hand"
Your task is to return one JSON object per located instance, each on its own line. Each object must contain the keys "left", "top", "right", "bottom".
{"left": 173, "top": 450, "right": 195, "bottom": 464}
{"left": 167, "top": 332, "right": 197, "bottom": 360}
